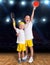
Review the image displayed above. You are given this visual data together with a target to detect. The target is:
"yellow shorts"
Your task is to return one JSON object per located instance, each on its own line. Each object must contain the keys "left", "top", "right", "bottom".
{"left": 17, "top": 44, "right": 26, "bottom": 52}
{"left": 25, "top": 40, "right": 33, "bottom": 47}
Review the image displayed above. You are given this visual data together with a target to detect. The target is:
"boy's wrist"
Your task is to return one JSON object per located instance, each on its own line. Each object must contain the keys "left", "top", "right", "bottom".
{"left": 12, "top": 18, "right": 15, "bottom": 22}
{"left": 12, "top": 18, "right": 14, "bottom": 20}
{"left": 34, "top": 7, "right": 36, "bottom": 10}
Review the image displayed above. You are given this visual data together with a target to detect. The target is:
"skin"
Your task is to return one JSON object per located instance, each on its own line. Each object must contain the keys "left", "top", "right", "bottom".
{"left": 19, "top": 24, "right": 25, "bottom": 30}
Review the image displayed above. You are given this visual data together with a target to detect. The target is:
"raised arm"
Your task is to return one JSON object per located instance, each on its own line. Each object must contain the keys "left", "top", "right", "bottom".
{"left": 31, "top": 7, "right": 36, "bottom": 22}
{"left": 12, "top": 18, "right": 17, "bottom": 31}
{"left": 11, "top": 13, "right": 17, "bottom": 31}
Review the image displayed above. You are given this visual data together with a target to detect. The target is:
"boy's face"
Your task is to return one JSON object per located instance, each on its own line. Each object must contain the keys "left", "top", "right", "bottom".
{"left": 19, "top": 24, "right": 25, "bottom": 29}
{"left": 24, "top": 15, "right": 31, "bottom": 23}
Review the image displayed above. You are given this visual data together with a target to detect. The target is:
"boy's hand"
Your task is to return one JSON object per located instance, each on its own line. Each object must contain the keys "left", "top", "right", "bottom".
{"left": 11, "top": 13, "right": 14, "bottom": 18}
{"left": 11, "top": 13, "right": 15, "bottom": 22}
{"left": 34, "top": 7, "right": 36, "bottom": 11}
{"left": 16, "top": 33, "right": 19, "bottom": 36}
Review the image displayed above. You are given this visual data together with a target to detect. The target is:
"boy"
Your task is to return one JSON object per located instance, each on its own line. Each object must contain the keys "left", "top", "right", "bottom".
{"left": 11, "top": 13, "right": 26, "bottom": 63}
{"left": 24, "top": 7, "right": 36, "bottom": 63}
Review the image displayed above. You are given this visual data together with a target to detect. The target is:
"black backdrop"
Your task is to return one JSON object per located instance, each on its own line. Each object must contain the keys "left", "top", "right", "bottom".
{"left": 0, "top": 0, "right": 50, "bottom": 52}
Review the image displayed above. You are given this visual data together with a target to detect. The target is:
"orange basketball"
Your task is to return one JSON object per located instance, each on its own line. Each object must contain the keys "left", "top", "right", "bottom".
{"left": 33, "top": 1, "right": 40, "bottom": 7}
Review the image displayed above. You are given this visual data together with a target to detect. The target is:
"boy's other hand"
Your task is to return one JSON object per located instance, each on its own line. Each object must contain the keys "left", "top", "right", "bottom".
{"left": 34, "top": 7, "right": 36, "bottom": 11}
{"left": 16, "top": 33, "right": 19, "bottom": 36}
{"left": 11, "top": 13, "right": 15, "bottom": 19}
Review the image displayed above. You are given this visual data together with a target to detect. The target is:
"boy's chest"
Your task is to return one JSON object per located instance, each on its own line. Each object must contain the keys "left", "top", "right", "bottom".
{"left": 19, "top": 30, "right": 24, "bottom": 36}
{"left": 25, "top": 24, "right": 32, "bottom": 31}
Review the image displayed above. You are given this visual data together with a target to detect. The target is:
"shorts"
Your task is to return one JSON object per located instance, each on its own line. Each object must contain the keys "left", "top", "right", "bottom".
{"left": 25, "top": 39, "right": 33, "bottom": 47}
{"left": 17, "top": 43, "right": 26, "bottom": 52}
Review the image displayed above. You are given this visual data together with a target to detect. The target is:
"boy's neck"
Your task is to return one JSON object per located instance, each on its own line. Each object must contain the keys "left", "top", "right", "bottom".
{"left": 19, "top": 28, "right": 24, "bottom": 30}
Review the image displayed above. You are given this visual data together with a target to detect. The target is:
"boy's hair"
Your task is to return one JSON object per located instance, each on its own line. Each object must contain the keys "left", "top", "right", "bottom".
{"left": 24, "top": 15, "right": 31, "bottom": 19}
{"left": 19, "top": 22, "right": 25, "bottom": 25}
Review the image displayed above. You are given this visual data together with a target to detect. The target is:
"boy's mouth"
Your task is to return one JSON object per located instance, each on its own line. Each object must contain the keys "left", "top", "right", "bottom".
{"left": 26, "top": 20, "right": 29, "bottom": 22}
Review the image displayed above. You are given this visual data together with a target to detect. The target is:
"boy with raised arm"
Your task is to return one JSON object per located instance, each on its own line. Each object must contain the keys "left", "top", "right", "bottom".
{"left": 24, "top": 7, "right": 36, "bottom": 63}
{"left": 11, "top": 13, "right": 26, "bottom": 63}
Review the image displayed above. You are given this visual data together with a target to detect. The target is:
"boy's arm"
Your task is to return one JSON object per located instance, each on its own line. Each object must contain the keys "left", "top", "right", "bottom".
{"left": 12, "top": 18, "right": 17, "bottom": 31}
{"left": 11, "top": 13, "right": 17, "bottom": 31}
{"left": 31, "top": 7, "right": 36, "bottom": 22}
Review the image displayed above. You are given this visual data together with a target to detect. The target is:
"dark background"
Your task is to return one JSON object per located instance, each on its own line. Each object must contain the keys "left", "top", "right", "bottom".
{"left": 0, "top": 0, "right": 50, "bottom": 52}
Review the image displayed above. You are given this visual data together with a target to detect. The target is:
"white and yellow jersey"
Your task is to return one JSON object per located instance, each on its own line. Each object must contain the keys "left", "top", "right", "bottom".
{"left": 16, "top": 28, "right": 25, "bottom": 44}
{"left": 24, "top": 22, "right": 34, "bottom": 40}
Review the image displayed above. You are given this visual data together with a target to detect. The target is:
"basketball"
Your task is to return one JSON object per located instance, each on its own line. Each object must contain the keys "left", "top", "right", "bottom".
{"left": 32, "top": 1, "right": 40, "bottom": 7}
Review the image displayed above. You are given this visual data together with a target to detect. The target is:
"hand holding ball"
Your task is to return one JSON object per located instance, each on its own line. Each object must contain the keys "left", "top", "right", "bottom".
{"left": 32, "top": 1, "right": 40, "bottom": 7}
{"left": 11, "top": 13, "right": 15, "bottom": 19}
